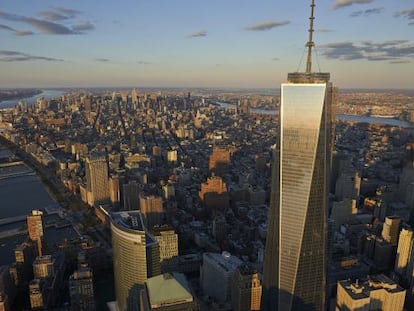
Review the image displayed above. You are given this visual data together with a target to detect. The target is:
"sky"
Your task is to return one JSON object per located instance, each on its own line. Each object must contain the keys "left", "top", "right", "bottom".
{"left": 0, "top": 0, "right": 413, "bottom": 89}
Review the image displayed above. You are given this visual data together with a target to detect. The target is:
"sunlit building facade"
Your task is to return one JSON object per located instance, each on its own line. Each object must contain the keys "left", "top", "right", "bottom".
{"left": 111, "top": 211, "right": 160, "bottom": 311}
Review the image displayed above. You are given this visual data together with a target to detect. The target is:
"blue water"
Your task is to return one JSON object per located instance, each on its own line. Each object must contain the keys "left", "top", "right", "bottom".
{"left": 216, "top": 102, "right": 413, "bottom": 128}
{"left": 0, "top": 89, "right": 65, "bottom": 110}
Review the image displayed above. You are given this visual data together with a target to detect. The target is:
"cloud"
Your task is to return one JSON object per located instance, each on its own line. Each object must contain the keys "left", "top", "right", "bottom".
{"left": 95, "top": 58, "right": 110, "bottom": 62}
{"left": 137, "top": 61, "right": 151, "bottom": 65}
{"left": 320, "top": 40, "right": 414, "bottom": 62}
{"left": 0, "top": 10, "right": 91, "bottom": 35}
{"left": 350, "top": 7, "right": 384, "bottom": 17}
{"left": 245, "top": 20, "right": 290, "bottom": 31}
{"left": 72, "top": 22, "right": 95, "bottom": 31}
{"left": 331, "top": 0, "right": 374, "bottom": 10}
{"left": 0, "top": 23, "right": 34, "bottom": 36}
{"left": 0, "top": 50, "right": 63, "bottom": 62}
{"left": 188, "top": 30, "right": 207, "bottom": 38}
{"left": 272, "top": 57, "right": 279, "bottom": 61}
{"left": 39, "top": 7, "right": 81, "bottom": 21}
{"left": 394, "top": 8, "right": 414, "bottom": 25}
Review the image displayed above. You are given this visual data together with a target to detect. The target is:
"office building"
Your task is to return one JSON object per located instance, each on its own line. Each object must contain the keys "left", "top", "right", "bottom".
{"left": 139, "top": 272, "right": 198, "bottom": 311}
{"left": 27, "top": 210, "right": 45, "bottom": 256}
{"left": 262, "top": 1, "right": 336, "bottom": 310}
{"left": 139, "top": 194, "right": 165, "bottom": 230}
{"left": 201, "top": 252, "right": 242, "bottom": 304}
{"left": 231, "top": 263, "right": 262, "bottom": 311}
{"left": 336, "top": 275, "right": 406, "bottom": 311}
{"left": 111, "top": 211, "right": 160, "bottom": 311}
{"left": 69, "top": 266, "right": 95, "bottom": 311}
{"left": 85, "top": 155, "right": 110, "bottom": 207}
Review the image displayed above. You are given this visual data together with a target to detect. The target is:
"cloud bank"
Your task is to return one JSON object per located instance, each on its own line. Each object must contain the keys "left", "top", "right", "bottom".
{"left": 0, "top": 10, "right": 93, "bottom": 35}
{"left": 350, "top": 7, "right": 383, "bottom": 17}
{"left": 320, "top": 40, "right": 414, "bottom": 63}
{"left": 0, "top": 50, "right": 64, "bottom": 62}
{"left": 332, "top": 0, "right": 374, "bottom": 10}
{"left": 245, "top": 20, "right": 290, "bottom": 31}
{"left": 394, "top": 8, "right": 414, "bottom": 25}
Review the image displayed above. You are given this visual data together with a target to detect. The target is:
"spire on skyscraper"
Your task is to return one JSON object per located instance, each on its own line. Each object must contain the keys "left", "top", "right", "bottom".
{"left": 306, "top": 0, "right": 316, "bottom": 73}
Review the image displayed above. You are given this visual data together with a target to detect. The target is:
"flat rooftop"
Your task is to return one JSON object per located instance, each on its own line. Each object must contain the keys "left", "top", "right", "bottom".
{"left": 146, "top": 272, "right": 193, "bottom": 308}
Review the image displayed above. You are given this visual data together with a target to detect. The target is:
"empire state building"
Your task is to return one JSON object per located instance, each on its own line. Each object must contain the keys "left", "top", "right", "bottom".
{"left": 261, "top": 1, "right": 336, "bottom": 310}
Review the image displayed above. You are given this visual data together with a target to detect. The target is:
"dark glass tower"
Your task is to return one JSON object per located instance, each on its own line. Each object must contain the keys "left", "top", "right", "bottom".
{"left": 261, "top": 1, "right": 336, "bottom": 310}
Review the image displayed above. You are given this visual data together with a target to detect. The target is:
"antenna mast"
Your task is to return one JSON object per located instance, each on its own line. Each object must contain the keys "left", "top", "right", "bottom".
{"left": 306, "top": 0, "right": 315, "bottom": 73}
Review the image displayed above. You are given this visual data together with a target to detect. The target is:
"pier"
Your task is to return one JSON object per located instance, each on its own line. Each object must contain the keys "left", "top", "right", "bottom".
{"left": 0, "top": 161, "right": 25, "bottom": 168}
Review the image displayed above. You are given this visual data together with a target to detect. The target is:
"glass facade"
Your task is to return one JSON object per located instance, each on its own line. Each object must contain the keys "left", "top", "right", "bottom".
{"left": 111, "top": 212, "right": 160, "bottom": 311}
{"left": 263, "top": 80, "right": 334, "bottom": 311}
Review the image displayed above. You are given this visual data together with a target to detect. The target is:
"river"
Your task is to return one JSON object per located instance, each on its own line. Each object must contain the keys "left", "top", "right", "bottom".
{"left": 216, "top": 102, "right": 414, "bottom": 128}
{"left": 0, "top": 89, "right": 66, "bottom": 110}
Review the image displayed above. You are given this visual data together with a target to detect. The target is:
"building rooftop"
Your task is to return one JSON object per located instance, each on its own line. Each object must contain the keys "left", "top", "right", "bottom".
{"left": 203, "top": 252, "right": 242, "bottom": 273}
{"left": 146, "top": 272, "right": 193, "bottom": 308}
{"left": 339, "top": 274, "right": 405, "bottom": 300}
{"left": 110, "top": 210, "right": 145, "bottom": 232}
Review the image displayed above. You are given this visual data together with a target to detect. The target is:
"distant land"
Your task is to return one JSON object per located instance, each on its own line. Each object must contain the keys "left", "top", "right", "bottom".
{"left": 0, "top": 89, "right": 42, "bottom": 102}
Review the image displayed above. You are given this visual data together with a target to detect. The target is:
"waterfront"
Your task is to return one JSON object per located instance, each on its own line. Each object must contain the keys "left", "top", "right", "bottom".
{"left": 0, "top": 89, "right": 65, "bottom": 110}
{"left": 216, "top": 102, "right": 414, "bottom": 128}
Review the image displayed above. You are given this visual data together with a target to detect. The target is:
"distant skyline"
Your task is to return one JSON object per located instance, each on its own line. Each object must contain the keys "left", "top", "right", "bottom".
{"left": 0, "top": 0, "right": 413, "bottom": 89}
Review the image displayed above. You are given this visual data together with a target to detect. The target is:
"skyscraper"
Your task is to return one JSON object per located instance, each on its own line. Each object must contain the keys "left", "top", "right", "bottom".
{"left": 262, "top": 1, "right": 336, "bottom": 310}
{"left": 110, "top": 211, "right": 160, "bottom": 311}
{"left": 85, "top": 155, "right": 110, "bottom": 207}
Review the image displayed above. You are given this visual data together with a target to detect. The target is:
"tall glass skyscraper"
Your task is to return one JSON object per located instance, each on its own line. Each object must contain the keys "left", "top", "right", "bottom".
{"left": 261, "top": 2, "right": 336, "bottom": 310}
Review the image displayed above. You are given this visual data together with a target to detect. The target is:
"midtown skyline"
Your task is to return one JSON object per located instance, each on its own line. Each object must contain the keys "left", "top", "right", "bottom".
{"left": 0, "top": 0, "right": 413, "bottom": 89}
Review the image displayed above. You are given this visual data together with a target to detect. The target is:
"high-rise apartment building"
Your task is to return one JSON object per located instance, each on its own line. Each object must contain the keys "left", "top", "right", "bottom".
{"left": 85, "top": 155, "right": 110, "bottom": 207}
{"left": 110, "top": 211, "right": 160, "bottom": 311}
{"left": 262, "top": 1, "right": 336, "bottom": 310}
{"left": 27, "top": 210, "right": 45, "bottom": 256}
